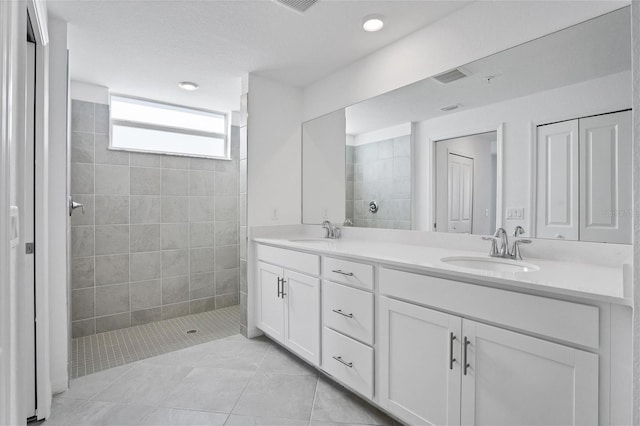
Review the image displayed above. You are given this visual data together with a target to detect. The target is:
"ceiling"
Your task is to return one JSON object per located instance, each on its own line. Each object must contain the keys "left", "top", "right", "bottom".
{"left": 345, "top": 6, "right": 631, "bottom": 135}
{"left": 47, "top": 0, "right": 471, "bottom": 112}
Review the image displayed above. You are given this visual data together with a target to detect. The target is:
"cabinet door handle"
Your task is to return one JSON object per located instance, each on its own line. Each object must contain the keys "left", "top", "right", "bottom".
{"left": 280, "top": 278, "right": 287, "bottom": 298}
{"left": 332, "top": 270, "right": 354, "bottom": 276}
{"left": 449, "top": 332, "right": 457, "bottom": 370}
{"left": 277, "top": 277, "right": 282, "bottom": 298}
{"left": 332, "top": 309, "right": 354, "bottom": 318}
{"left": 463, "top": 336, "right": 470, "bottom": 376}
{"left": 332, "top": 356, "right": 353, "bottom": 368}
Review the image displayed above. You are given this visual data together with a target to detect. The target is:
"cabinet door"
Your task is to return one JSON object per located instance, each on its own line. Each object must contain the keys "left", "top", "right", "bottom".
{"left": 257, "top": 262, "right": 285, "bottom": 342}
{"left": 379, "top": 297, "right": 462, "bottom": 425}
{"left": 579, "top": 110, "right": 632, "bottom": 243}
{"left": 536, "top": 120, "right": 579, "bottom": 240}
{"left": 284, "top": 269, "right": 320, "bottom": 365}
{"left": 461, "top": 320, "right": 598, "bottom": 426}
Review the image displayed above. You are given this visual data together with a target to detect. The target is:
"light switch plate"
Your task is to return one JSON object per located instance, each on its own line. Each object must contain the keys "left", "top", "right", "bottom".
{"left": 506, "top": 207, "right": 524, "bottom": 220}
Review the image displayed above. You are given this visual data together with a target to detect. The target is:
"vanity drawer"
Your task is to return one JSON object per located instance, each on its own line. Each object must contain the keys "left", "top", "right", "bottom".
{"left": 323, "top": 281, "right": 374, "bottom": 345}
{"left": 322, "top": 327, "right": 373, "bottom": 399}
{"left": 323, "top": 257, "right": 374, "bottom": 290}
{"left": 380, "top": 268, "right": 600, "bottom": 349}
{"left": 257, "top": 244, "right": 319, "bottom": 276}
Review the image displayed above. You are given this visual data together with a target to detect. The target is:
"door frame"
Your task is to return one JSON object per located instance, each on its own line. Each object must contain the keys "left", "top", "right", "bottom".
{"left": 429, "top": 124, "right": 504, "bottom": 234}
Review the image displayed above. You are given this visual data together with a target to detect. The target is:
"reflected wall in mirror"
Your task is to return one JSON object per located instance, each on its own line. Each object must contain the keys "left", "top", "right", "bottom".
{"left": 301, "top": 7, "right": 632, "bottom": 243}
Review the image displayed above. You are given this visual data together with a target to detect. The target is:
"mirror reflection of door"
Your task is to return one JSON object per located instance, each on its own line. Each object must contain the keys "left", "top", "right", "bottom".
{"left": 447, "top": 153, "right": 473, "bottom": 233}
{"left": 435, "top": 131, "right": 497, "bottom": 235}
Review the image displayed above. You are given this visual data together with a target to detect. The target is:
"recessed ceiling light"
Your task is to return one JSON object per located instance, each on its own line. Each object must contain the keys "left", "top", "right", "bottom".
{"left": 178, "top": 81, "right": 199, "bottom": 91}
{"left": 362, "top": 15, "right": 384, "bottom": 32}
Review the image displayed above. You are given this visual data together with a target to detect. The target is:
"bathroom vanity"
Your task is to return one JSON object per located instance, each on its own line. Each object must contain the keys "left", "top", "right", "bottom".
{"left": 250, "top": 234, "right": 631, "bottom": 426}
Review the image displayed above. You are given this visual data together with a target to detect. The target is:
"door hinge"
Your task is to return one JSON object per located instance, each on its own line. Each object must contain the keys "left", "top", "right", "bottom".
{"left": 26, "top": 242, "right": 34, "bottom": 254}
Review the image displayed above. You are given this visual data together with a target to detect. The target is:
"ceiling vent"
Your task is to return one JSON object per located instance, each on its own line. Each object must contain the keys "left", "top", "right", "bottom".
{"left": 433, "top": 68, "right": 469, "bottom": 84}
{"left": 274, "top": 0, "right": 318, "bottom": 13}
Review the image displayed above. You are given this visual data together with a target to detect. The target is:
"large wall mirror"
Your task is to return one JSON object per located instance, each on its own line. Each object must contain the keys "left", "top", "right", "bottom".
{"left": 302, "top": 7, "right": 632, "bottom": 243}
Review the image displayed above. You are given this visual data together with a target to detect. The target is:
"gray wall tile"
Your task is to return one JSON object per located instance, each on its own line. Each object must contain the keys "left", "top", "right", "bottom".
{"left": 190, "top": 222, "right": 214, "bottom": 248}
{"left": 190, "top": 272, "right": 214, "bottom": 299}
{"left": 71, "top": 132, "right": 94, "bottom": 163}
{"left": 162, "top": 169, "right": 188, "bottom": 196}
{"left": 162, "top": 249, "right": 188, "bottom": 277}
{"left": 95, "top": 225, "right": 129, "bottom": 255}
{"left": 131, "top": 280, "right": 161, "bottom": 311}
{"left": 215, "top": 245, "right": 239, "bottom": 271}
{"left": 94, "top": 104, "right": 110, "bottom": 135}
{"left": 130, "top": 251, "right": 161, "bottom": 282}
{"left": 130, "top": 152, "right": 161, "bottom": 168}
{"left": 189, "top": 197, "right": 214, "bottom": 222}
{"left": 95, "top": 283, "right": 130, "bottom": 317}
{"left": 131, "top": 196, "right": 161, "bottom": 223}
{"left": 162, "top": 276, "right": 189, "bottom": 304}
{"left": 95, "top": 165, "right": 130, "bottom": 195}
{"left": 72, "top": 257, "right": 95, "bottom": 289}
{"left": 216, "top": 268, "right": 238, "bottom": 296}
{"left": 190, "top": 298, "right": 215, "bottom": 314}
{"left": 131, "top": 167, "right": 161, "bottom": 195}
{"left": 214, "top": 172, "right": 238, "bottom": 196}
{"left": 189, "top": 170, "right": 215, "bottom": 196}
{"left": 96, "top": 312, "right": 131, "bottom": 333}
{"left": 72, "top": 226, "right": 94, "bottom": 258}
{"left": 215, "top": 221, "right": 238, "bottom": 246}
{"left": 215, "top": 197, "right": 237, "bottom": 221}
{"left": 161, "top": 302, "right": 190, "bottom": 320}
{"left": 161, "top": 223, "right": 189, "bottom": 250}
{"left": 189, "top": 157, "right": 215, "bottom": 171}
{"left": 72, "top": 288, "right": 94, "bottom": 320}
{"left": 95, "top": 196, "right": 129, "bottom": 225}
{"left": 71, "top": 100, "right": 94, "bottom": 132}
{"left": 95, "top": 254, "right": 129, "bottom": 286}
{"left": 95, "top": 134, "right": 129, "bottom": 166}
{"left": 71, "top": 163, "right": 94, "bottom": 194}
{"left": 130, "top": 224, "right": 160, "bottom": 253}
{"left": 190, "top": 247, "right": 214, "bottom": 274}
{"left": 162, "top": 156, "right": 189, "bottom": 170}
{"left": 215, "top": 293, "right": 239, "bottom": 309}
{"left": 162, "top": 196, "right": 189, "bottom": 223}
{"left": 72, "top": 319, "right": 95, "bottom": 338}
{"left": 131, "top": 307, "right": 162, "bottom": 326}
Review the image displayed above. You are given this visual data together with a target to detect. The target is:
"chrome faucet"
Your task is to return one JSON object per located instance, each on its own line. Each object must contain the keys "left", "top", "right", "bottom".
{"left": 321, "top": 220, "right": 340, "bottom": 239}
{"left": 482, "top": 226, "right": 532, "bottom": 260}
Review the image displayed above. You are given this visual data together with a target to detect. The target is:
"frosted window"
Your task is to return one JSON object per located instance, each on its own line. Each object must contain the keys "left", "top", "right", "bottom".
{"left": 110, "top": 95, "right": 228, "bottom": 159}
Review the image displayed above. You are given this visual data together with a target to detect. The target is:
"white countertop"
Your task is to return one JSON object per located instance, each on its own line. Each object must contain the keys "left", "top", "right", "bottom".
{"left": 254, "top": 237, "right": 631, "bottom": 306}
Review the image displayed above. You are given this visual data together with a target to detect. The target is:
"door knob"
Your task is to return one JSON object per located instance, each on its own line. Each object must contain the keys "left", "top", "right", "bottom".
{"left": 68, "top": 197, "right": 85, "bottom": 216}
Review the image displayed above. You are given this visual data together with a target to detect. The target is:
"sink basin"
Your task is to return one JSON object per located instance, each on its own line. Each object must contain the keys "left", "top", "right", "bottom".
{"left": 441, "top": 256, "right": 539, "bottom": 273}
{"left": 287, "top": 238, "right": 332, "bottom": 243}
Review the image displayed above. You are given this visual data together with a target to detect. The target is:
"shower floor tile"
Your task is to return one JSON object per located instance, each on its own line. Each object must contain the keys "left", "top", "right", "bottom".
{"left": 71, "top": 305, "right": 240, "bottom": 379}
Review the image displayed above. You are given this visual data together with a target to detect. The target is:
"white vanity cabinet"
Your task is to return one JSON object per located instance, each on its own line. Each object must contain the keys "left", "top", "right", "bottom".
{"left": 378, "top": 269, "right": 599, "bottom": 426}
{"left": 256, "top": 245, "right": 321, "bottom": 366}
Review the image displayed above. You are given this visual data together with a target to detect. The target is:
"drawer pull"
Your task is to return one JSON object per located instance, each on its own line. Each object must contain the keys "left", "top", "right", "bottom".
{"left": 332, "top": 270, "right": 354, "bottom": 276}
{"left": 332, "top": 309, "right": 354, "bottom": 318}
{"left": 332, "top": 356, "right": 353, "bottom": 368}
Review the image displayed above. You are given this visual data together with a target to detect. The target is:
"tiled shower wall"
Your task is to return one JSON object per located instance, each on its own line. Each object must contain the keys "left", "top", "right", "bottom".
{"left": 346, "top": 136, "right": 411, "bottom": 229}
{"left": 70, "top": 99, "right": 240, "bottom": 338}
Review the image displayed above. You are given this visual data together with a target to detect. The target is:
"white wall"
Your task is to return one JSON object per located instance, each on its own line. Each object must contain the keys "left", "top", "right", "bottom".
{"left": 302, "top": 109, "right": 346, "bottom": 224}
{"left": 48, "top": 18, "right": 69, "bottom": 394}
{"left": 70, "top": 80, "right": 109, "bottom": 105}
{"left": 302, "top": 1, "right": 629, "bottom": 121}
{"left": 247, "top": 74, "right": 303, "bottom": 227}
{"left": 414, "top": 71, "right": 631, "bottom": 235}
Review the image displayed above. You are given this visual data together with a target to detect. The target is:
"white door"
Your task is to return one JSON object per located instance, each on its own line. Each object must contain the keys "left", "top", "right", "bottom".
{"left": 22, "top": 39, "right": 37, "bottom": 420}
{"left": 283, "top": 270, "right": 320, "bottom": 365}
{"left": 379, "top": 297, "right": 462, "bottom": 425}
{"left": 448, "top": 153, "right": 473, "bottom": 233}
{"left": 536, "top": 120, "right": 579, "bottom": 240}
{"left": 460, "top": 319, "right": 598, "bottom": 426}
{"left": 257, "top": 262, "right": 285, "bottom": 342}
{"left": 579, "top": 111, "right": 632, "bottom": 243}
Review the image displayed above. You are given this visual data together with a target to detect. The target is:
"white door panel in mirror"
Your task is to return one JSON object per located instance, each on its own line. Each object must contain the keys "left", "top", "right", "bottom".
{"left": 300, "top": 7, "right": 631, "bottom": 242}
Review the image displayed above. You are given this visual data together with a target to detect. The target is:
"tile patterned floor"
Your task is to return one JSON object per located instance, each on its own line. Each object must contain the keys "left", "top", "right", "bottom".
{"left": 71, "top": 305, "right": 240, "bottom": 378}
{"left": 50, "top": 333, "right": 401, "bottom": 426}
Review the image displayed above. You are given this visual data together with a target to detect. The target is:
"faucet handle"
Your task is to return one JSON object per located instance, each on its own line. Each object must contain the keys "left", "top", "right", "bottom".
{"left": 513, "top": 226, "right": 525, "bottom": 237}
